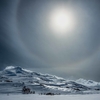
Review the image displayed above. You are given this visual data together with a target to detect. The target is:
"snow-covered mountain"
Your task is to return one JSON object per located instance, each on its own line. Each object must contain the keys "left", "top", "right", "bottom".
{"left": 0, "top": 66, "right": 100, "bottom": 94}
{"left": 76, "top": 78, "right": 100, "bottom": 87}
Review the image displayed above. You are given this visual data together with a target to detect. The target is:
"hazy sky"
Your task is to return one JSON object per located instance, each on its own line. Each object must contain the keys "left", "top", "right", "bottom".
{"left": 0, "top": 0, "right": 100, "bottom": 81}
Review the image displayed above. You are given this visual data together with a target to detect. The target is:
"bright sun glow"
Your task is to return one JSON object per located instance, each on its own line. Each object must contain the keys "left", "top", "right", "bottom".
{"left": 49, "top": 8, "right": 76, "bottom": 35}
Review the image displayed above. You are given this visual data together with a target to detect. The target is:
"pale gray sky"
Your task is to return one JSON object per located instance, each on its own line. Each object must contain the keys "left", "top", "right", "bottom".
{"left": 0, "top": 0, "right": 100, "bottom": 81}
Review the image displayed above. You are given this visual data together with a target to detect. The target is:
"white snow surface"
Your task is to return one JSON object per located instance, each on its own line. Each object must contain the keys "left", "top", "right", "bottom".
{"left": 0, "top": 66, "right": 100, "bottom": 94}
{"left": 76, "top": 78, "right": 100, "bottom": 86}
{"left": 0, "top": 94, "right": 100, "bottom": 100}
{"left": 4, "top": 66, "right": 15, "bottom": 70}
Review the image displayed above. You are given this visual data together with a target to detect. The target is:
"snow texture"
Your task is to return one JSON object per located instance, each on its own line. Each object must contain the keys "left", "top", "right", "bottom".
{"left": 0, "top": 66, "right": 100, "bottom": 94}
{"left": 0, "top": 94, "right": 100, "bottom": 100}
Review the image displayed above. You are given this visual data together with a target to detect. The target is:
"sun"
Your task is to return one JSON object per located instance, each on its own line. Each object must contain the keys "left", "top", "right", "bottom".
{"left": 49, "top": 7, "right": 76, "bottom": 35}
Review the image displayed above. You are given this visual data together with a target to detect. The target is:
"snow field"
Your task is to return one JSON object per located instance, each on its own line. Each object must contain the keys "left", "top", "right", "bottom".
{"left": 0, "top": 94, "right": 100, "bottom": 100}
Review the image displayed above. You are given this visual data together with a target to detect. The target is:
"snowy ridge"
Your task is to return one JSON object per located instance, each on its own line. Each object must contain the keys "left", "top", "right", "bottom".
{"left": 76, "top": 78, "right": 100, "bottom": 87}
{"left": 0, "top": 66, "right": 100, "bottom": 94}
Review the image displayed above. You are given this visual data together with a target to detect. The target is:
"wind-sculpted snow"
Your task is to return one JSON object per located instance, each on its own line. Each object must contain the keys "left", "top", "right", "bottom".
{"left": 0, "top": 66, "right": 100, "bottom": 94}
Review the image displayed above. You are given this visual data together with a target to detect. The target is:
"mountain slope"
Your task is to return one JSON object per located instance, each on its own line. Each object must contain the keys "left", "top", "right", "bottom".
{"left": 0, "top": 66, "right": 100, "bottom": 94}
{"left": 76, "top": 78, "right": 100, "bottom": 87}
